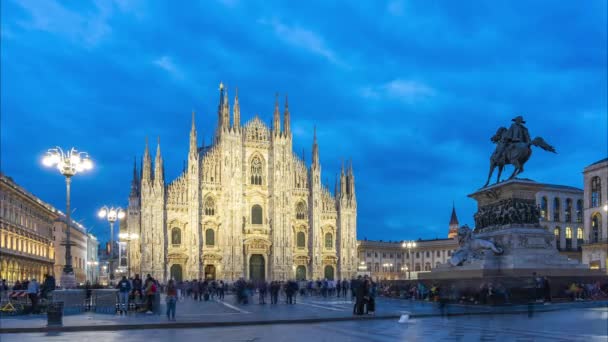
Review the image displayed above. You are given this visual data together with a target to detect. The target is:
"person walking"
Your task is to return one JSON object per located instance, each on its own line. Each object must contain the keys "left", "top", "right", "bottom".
{"left": 218, "top": 280, "right": 225, "bottom": 300}
{"left": 144, "top": 274, "right": 157, "bottom": 314}
{"left": 26, "top": 278, "right": 40, "bottom": 314}
{"left": 258, "top": 282, "right": 267, "bottom": 304}
{"left": 166, "top": 279, "right": 177, "bottom": 321}
{"left": 116, "top": 276, "right": 132, "bottom": 315}
{"left": 270, "top": 281, "right": 279, "bottom": 304}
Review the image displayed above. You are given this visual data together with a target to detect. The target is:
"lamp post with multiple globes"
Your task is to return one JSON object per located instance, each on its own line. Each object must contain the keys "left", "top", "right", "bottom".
{"left": 401, "top": 241, "right": 417, "bottom": 280}
{"left": 42, "top": 147, "right": 93, "bottom": 288}
{"left": 98, "top": 206, "right": 125, "bottom": 283}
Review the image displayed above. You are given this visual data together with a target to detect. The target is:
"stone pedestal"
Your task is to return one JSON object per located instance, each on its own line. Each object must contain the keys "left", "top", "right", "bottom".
{"left": 423, "top": 179, "right": 590, "bottom": 280}
{"left": 60, "top": 272, "right": 77, "bottom": 289}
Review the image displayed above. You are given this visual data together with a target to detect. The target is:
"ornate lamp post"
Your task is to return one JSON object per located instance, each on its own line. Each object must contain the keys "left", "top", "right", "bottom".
{"left": 98, "top": 206, "right": 125, "bottom": 283}
{"left": 401, "top": 241, "right": 417, "bottom": 280}
{"left": 42, "top": 147, "right": 93, "bottom": 287}
{"left": 118, "top": 232, "right": 138, "bottom": 278}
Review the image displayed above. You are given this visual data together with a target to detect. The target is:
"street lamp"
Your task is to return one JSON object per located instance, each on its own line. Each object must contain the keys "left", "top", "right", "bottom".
{"left": 98, "top": 206, "right": 125, "bottom": 283}
{"left": 42, "top": 147, "right": 93, "bottom": 288}
{"left": 401, "top": 241, "right": 417, "bottom": 280}
{"left": 118, "top": 232, "right": 139, "bottom": 278}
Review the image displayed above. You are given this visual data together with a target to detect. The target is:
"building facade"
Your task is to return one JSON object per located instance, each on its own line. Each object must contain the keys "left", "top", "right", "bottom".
{"left": 127, "top": 86, "right": 358, "bottom": 283}
{"left": 357, "top": 207, "right": 459, "bottom": 280}
{"left": 582, "top": 158, "right": 608, "bottom": 272}
{"left": 86, "top": 233, "right": 100, "bottom": 283}
{"left": 536, "top": 183, "right": 584, "bottom": 261}
{"left": 0, "top": 174, "right": 55, "bottom": 284}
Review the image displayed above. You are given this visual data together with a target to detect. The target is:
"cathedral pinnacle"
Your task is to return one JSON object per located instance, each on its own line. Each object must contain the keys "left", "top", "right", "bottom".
{"left": 142, "top": 136, "right": 152, "bottom": 181}
{"left": 233, "top": 87, "right": 240, "bottom": 130}
{"left": 273, "top": 92, "right": 281, "bottom": 134}
{"left": 312, "top": 126, "right": 319, "bottom": 167}
{"left": 189, "top": 110, "right": 197, "bottom": 156}
{"left": 283, "top": 94, "right": 290, "bottom": 135}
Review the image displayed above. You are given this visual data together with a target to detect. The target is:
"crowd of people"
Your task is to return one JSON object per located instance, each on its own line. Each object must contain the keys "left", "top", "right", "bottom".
{"left": 2, "top": 272, "right": 607, "bottom": 319}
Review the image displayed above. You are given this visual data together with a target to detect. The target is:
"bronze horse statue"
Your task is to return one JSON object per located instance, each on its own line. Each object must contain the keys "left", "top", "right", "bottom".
{"left": 484, "top": 127, "right": 556, "bottom": 187}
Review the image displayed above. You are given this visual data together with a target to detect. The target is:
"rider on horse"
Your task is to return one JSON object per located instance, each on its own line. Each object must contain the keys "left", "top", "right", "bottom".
{"left": 495, "top": 116, "right": 531, "bottom": 163}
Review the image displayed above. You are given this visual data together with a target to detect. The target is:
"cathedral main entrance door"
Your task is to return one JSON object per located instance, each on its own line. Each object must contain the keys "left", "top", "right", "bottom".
{"left": 324, "top": 265, "right": 334, "bottom": 280}
{"left": 170, "top": 264, "right": 183, "bottom": 282}
{"left": 204, "top": 265, "right": 216, "bottom": 280}
{"left": 249, "top": 254, "right": 265, "bottom": 282}
{"left": 296, "top": 265, "right": 306, "bottom": 280}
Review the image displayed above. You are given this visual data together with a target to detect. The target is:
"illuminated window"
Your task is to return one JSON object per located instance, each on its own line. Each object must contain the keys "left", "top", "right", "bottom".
{"left": 541, "top": 197, "right": 548, "bottom": 220}
{"left": 591, "top": 214, "right": 602, "bottom": 243}
{"left": 554, "top": 227, "right": 561, "bottom": 249}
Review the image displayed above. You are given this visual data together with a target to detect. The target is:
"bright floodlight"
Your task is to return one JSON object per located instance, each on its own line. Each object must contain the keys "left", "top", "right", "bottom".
{"left": 118, "top": 232, "right": 127, "bottom": 239}
{"left": 42, "top": 155, "right": 54, "bottom": 167}
{"left": 117, "top": 210, "right": 126, "bottom": 219}
{"left": 98, "top": 208, "right": 107, "bottom": 218}
{"left": 82, "top": 158, "right": 93, "bottom": 170}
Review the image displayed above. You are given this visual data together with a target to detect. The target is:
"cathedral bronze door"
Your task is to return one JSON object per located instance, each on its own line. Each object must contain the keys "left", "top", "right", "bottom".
{"left": 204, "top": 265, "right": 216, "bottom": 280}
{"left": 170, "top": 264, "right": 183, "bottom": 282}
{"left": 249, "top": 254, "right": 265, "bottom": 282}
{"left": 324, "top": 265, "right": 334, "bottom": 280}
{"left": 296, "top": 266, "right": 306, "bottom": 280}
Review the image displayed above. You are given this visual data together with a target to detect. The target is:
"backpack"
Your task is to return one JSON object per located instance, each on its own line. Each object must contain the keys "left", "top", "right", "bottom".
{"left": 150, "top": 283, "right": 157, "bottom": 293}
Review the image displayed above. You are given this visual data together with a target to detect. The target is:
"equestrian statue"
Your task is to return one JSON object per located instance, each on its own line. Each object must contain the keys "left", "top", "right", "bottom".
{"left": 484, "top": 116, "right": 556, "bottom": 187}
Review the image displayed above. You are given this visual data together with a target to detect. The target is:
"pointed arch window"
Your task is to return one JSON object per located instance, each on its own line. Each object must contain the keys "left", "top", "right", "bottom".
{"left": 296, "top": 202, "right": 306, "bottom": 220}
{"left": 204, "top": 197, "right": 215, "bottom": 216}
{"left": 251, "top": 205, "right": 263, "bottom": 225}
{"left": 171, "top": 227, "right": 181, "bottom": 245}
{"left": 250, "top": 156, "right": 263, "bottom": 185}
{"left": 324, "top": 233, "right": 333, "bottom": 249}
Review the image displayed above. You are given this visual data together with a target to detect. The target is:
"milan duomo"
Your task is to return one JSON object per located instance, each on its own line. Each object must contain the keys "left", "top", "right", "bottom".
{"left": 126, "top": 84, "right": 358, "bottom": 283}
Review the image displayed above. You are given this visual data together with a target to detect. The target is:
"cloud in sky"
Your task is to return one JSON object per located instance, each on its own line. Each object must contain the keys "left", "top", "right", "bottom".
{"left": 1, "top": 0, "right": 606, "bottom": 244}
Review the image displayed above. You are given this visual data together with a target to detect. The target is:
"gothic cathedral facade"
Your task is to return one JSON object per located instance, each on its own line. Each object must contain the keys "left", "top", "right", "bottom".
{"left": 126, "top": 85, "right": 357, "bottom": 283}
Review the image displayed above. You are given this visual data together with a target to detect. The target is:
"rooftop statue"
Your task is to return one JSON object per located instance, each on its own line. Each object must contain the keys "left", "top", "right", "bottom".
{"left": 484, "top": 116, "right": 556, "bottom": 187}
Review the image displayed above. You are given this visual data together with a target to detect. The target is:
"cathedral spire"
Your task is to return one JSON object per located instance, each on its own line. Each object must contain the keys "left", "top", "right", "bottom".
{"left": 312, "top": 126, "right": 319, "bottom": 168}
{"left": 233, "top": 87, "right": 240, "bottom": 131}
{"left": 217, "top": 81, "right": 225, "bottom": 130}
{"left": 189, "top": 110, "right": 197, "bottom": 156}
{"left": 154, "top": 136, "right": 164, "bottom": 184}
{"left": 448, "top": 202, "right": 459, "bottom": 239}
{"left": 130, "top": 156, "right": 139, "bottom": 196}
{"left": 222, "top": 88, "right": 230, "bottom": 131}
{"left": 283, "top": 94, "right": 290, "bottom": 136}
{"left": 273, "top": 92, "right": 281, "bottom": 135}
{"left": 142, "top": 136, "right": 152, "bottom": 181}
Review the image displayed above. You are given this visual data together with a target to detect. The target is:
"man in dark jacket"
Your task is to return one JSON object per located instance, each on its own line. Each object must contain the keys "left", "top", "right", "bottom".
{"left": 116, "top": 276, "right": 132, "bottom": 314}
{"left": 131, "top": 274, "right": 143, "bottom": 302}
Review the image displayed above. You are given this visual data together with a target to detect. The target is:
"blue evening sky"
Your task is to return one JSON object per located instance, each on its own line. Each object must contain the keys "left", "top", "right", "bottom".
{"left": 1, "top": 1, "right": 606, "bottom": 244}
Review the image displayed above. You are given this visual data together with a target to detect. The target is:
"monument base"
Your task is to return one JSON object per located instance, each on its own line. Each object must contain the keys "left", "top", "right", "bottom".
{"left": 422, "top": 179, "right": 600, "bottom": 284}
{"left": 60, "top": 272, "right": 77, "bottom": 289}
